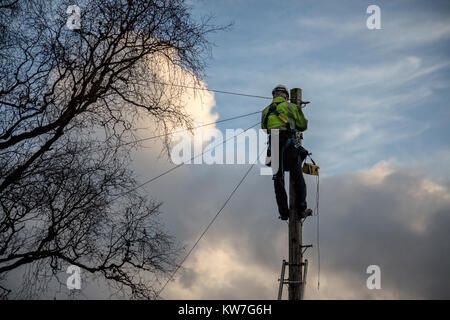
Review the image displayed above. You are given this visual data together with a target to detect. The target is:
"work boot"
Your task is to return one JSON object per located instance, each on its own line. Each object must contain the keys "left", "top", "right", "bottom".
{"left": 279, "top": 210, "right": 289, "bottom": 221}
{"left": 279, "top": 210, "right": 289, "bottom": 220}
{"left": 277, "top": 203, "right": 289, "bottom": 221}
{"left": 300, "top": 208, "right": 313, "bottom": 219}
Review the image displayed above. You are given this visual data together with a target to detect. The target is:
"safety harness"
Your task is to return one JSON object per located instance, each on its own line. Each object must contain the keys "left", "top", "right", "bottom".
{"left": 264, "top": 101, "right": 319, "bottom": 177}
{"left": 264, "top": 101, "right": 302, "bottom": 176}
{"left": 263, "top": 101, "right": 295, "bottom": 131}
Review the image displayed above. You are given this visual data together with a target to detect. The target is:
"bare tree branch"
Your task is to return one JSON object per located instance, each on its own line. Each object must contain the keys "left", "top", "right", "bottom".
{"left": 0, "top": 0, "right": 225, "bottom": 299}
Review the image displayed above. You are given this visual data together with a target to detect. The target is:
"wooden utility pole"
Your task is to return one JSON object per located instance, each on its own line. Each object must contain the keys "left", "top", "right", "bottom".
{"left": 288, "top": 88, "right": 303, "bottom": 300}
{"left": 277, "top": 88, "right": 313, "bottom": 300}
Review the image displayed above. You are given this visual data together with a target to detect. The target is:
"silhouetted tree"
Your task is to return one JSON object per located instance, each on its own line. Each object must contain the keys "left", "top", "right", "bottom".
{"left": 0, "top": 0, "right": 221, "bottom": 299}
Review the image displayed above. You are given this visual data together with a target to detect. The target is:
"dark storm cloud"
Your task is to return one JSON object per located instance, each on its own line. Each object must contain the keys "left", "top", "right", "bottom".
{"left": 152, "top": 158, "right": 450, "bottom": 299}
{"left": 7, "top": 142, "right": 448, "bottom": 299}
{"left": 315, "top": 168, "right": 450, "bottom": 299}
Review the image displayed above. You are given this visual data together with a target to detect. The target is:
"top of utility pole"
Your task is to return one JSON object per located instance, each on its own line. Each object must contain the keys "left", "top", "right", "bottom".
{"left": 290, "top": 88, "right": 302, "bottom": 105}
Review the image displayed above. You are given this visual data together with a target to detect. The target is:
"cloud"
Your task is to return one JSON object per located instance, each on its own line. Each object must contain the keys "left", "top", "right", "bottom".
{"left": 154, "top": 160, "right": 450, "bottom": 299}
{"left": 134, "top": 53, "right": 219, "bottom": 141}
{"left": 165, "top": 241, "right": 277, "bottom": 299}
{"left": 296, "top": 5, "right": 450, "bottom": 53}
{"left": 296, "top": 16, "right": 365, "bottom": 37}
{"left": 303, "top": 56, "right": 450, "bottom": 93}
{"left": 372, "top": 17, "right": 450, "bottom": 52}
{"left": 307, "top": 161, "right": 450, "bottom": 299}
{"left": 282, "top": 53, "right": 449, "bottom": 174}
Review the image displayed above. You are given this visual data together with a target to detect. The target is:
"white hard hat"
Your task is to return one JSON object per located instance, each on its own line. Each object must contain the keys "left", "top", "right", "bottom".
{"left": 272, "top": 84, "right": 289, "bottom": 97}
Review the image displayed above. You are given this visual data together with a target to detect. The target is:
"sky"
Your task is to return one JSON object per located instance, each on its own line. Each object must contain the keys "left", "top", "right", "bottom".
{"left": 6, "top": 0, "right": 449, "bottom": 299}
{"left": 192, "top": 0, "right": 450, "bottom": 175}
{"left": 123, "top": 0, "right": 450, "bottom": 299}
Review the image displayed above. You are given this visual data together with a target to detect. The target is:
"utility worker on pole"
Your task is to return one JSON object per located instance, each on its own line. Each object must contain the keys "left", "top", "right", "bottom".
{"left": 261, "top": 85, "right": 309, "bottom": 220}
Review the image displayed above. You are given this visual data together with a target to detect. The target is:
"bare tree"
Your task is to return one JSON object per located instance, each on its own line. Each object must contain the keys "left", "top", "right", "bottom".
{"left": 0, "top": 0, "right": 222, "bottom": 299}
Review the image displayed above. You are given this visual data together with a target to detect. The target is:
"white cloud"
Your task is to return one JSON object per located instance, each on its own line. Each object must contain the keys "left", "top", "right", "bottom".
{"left": 131, "top": 53, "right": 219, "bottom": 150}
{"left": 164, "top": 241, "right": 277, "bottom": 299}
{"left": 374, "top": 18, "right": 450, "bottom": 52}
{"left": 296, "top": 16, "right": 365, "bottom": 36}
{"left": 297, "top": 12, "right": 450, "bottom": 53}
{"left": 357, "top": 159, "right": 398, "bottom": 186}
{"left": 303, "top": 56, "right": 449, "bottom": 93}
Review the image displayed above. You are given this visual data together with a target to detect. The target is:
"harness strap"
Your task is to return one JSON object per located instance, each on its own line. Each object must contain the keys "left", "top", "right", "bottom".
{"left": 263, "top": 102, "right": 279, "bottom": 129}
{"left": 264, "top": 101, "right": 291, "bottom": 130}
{"left": 279, "top": 137, "right": 297, "bottom": 176}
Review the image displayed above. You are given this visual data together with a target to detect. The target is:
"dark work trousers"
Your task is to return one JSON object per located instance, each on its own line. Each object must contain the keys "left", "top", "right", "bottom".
{"left": 270, "top": 132, "right": 307, "bottom": 219}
